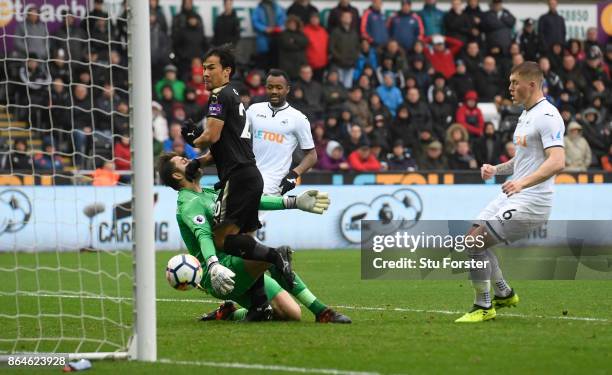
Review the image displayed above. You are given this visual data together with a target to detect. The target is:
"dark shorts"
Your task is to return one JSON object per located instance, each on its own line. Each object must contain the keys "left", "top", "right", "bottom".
{"left": 214, "top": 165, "right": 263, "bottom": 233}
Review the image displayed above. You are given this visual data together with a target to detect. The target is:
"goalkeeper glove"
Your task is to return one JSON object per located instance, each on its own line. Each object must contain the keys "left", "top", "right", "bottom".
{"left": 284, "top": 189, "right": 331, "bottom": 214}
{"left": 181, "top": 119, "right": 203, "bottom": 146}
{"left": 185, "top": 159, "right": 201, "bottom": 182}
{"left": 207, "top": 256, "right": 235, "bottom": 295}
{"left": 279, "top": 170, "right": 299, "bottom": 195}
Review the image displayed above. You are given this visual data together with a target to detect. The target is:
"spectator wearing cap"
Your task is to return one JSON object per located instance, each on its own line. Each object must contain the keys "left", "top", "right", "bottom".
{"left": 579, "top": 107, "right": 611, "bottom": 164}
{"left": 278, "top": 16, "right": 309, "bottom": 80}
{"left": 150, "top": 11, "right": 171, "bottom": 82}
{"left": 518, "top": 18, "right": 539, "bottom": 62}
{"left": 473, "top": 121, "right": 503, "bottom": 165}
{"left": 480, "top": 0, "right": 516, "bottom": 56}
{"left": 455, "top": 90, "right": 484, "bottom": 137}
{"left": 418, "top": 140, "right": 447, "bottom": 170}
{"left": 329, "top": 11, "right": 361, "bottom": 89}
{"left": 538, "top": 0, "right": 566, "bottom": 54}
{"left": 422, "top": 34, "right": 464, "bottom": 79}
{"left": 252, "top": 0, "right": 286, "bottom": 70}
{"left": 386, "top": 140, "right": 418, "bottom": 171}
{"left": 474, "top": 56, "right": 503, "bottom": 102}
{"left": 288, "top": 0, "right": 319, "bottom": 24}
{"left": 155, "top": 65, "right": 186, "bottom": 102}
{"left": 171, "top": 0, "right": 208, "bottom": 74}
{"left": 444, "top": 0, "right": 473, "bottom": 44}
{"left": 327, "top": 0, "right": 360, "bottom": 32}
{"left": 448, "top": 140, "right": 478, "bottom": 170}
{"left": 429, "top": 88, "right": 455, "bottom": 141}
{"left": 418, "top": 0, "right": 445, "bottom": 36}
{"left": 304, "top": 12, "right": 329, "bottom": 81}
{"left": 564, "top": 122, "right": 592, "bottom": 172}
{"left": 582, "top": 46, "right": 610, "bottom": 85}
{"left": 152, "top": 101, "right": 169, "bottom": 143}
{"left": 13, "top": 5, "right": 49, "bottom": 60}
{"left": 360, "top": 0, "right": 389, "bottom": 47}
{"left": 348, "top": 140, "right": 382, "bottom": 171}
{"left": 212, "top": 0, "right": 241, "bottom": 47}
{"left": 318, "top": 140, "right": 350, "bottom": 171}
{"left": 388, "top": 0, "right": 424, "bottom": 53}
{"left": 448, "top": 59, "right": 475, "bottom": 102}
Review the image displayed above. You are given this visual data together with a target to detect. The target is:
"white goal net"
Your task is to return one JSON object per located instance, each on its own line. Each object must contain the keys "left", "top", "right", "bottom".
{"left": 0, "top": 0, "right": 154, "bottom": 359}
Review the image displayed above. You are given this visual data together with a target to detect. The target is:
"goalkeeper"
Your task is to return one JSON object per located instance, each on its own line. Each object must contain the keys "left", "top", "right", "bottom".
{"left": 158, "top": 153, "right": 351, "bottom": 323}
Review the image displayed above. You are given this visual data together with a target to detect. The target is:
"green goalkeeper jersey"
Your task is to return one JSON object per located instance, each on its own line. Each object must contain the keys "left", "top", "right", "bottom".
{"left": 176, "top": 187, "right": 285, "bottom": 267}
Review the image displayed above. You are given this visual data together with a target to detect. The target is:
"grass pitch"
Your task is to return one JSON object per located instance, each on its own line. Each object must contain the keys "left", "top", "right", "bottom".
{"left": 1, "top": 250, "right": 611, "bottom": 374}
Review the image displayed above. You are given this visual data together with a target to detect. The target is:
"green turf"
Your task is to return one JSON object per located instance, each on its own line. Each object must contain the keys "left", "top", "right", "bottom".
{"left": 1, "top": 250, "right": 611, "bottom": 374}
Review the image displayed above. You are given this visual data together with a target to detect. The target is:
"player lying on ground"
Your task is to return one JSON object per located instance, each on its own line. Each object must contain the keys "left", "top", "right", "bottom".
{"left": 180, "top": 45, "right": 292, "bottom": 320}
{"left": 455, "top": 61, "right": 565, "bottom": 323}
{"left": 158, "top": 152, "right": 351, "bottom": 323}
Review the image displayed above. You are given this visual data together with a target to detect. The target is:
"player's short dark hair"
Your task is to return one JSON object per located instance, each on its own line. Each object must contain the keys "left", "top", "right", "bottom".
{"left": 266, "top": 69, "right": 290, "bottom": 86}
{"left": 157, "top": 152, "right": 181, "bottom": 191}
{"left": 204, "top": 44, "right": 236, "bottom": 77}
{"left": 510, "top": 61, "right": 543, "bottom": 84}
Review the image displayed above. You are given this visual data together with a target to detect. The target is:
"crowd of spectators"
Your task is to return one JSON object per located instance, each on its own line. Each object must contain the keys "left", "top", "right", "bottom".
{"left": 1, "top": 0, "right": 612, "bottom": 177}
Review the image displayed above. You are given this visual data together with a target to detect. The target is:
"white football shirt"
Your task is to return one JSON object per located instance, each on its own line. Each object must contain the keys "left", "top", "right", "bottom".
{"left": 510, "top": 98, "right": 565, "bottom": 203}
{"left": 247, "top": 102, "right": 315, "bottom": 195}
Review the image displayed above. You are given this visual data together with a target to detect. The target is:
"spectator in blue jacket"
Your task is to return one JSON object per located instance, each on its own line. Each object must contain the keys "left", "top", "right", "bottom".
{"left": 376, "top": 73, "right": 404, "bottom": 117}
{"left": 418, "top": 0, "right": 445, "bottom": 36}
{"left": 353, "top": 38, "right": 379, "bottom": 81}
{"left": 388, "top": 0, "right": 424, "bottom": 53}
{"left": 360, "top": 0, "right": 388, "bottom": 47}
{"left": 252, "top": 0, "right": 286, "bottom": 70}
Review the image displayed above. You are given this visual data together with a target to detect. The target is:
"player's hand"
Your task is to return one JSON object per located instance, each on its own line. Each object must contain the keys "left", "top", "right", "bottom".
{"left": 295, "top": 189, "right": 331, "bottom": 214}
{"left": 185, "top": 159, "right": 201, "bottom": 182}
{"left": 481, "top": 164, "right": 497, "bottom": 180}
{"left": 279, "top": 170, "right": 299, "bottom": 195}
{"left": 181, "top": 119, "right": 203, "bottom": 147}
{"left": 501, "top": 180, "right": 524, "bottom": 197}
{"left": 208, "top": 261, "right": 235, "bottom": 295}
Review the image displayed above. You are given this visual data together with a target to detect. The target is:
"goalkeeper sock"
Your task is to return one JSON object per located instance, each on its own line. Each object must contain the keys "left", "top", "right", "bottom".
{"left": 229, "top": 308, "right": 247, "bottom": 321}
{"left": 269, "top": 267, "right": 327, "bottom": 315}
{"left": 224, "top": 234, "right": 281, "bottom": 265}
{"left": 485, "top": 250, "right": 512, "bottom": 297}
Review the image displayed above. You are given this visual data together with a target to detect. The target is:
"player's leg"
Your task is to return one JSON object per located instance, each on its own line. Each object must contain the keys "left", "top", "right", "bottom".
{"left": 268, "top": 266, "right": 352, "bottom": 323}
{"left": 213, "top": 167, "right": 294, "bottom": 285}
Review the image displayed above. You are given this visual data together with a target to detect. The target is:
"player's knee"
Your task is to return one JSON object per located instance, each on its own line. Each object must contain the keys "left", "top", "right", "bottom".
{"left": 271, "top": 292, "right": 301, "bottom": 321}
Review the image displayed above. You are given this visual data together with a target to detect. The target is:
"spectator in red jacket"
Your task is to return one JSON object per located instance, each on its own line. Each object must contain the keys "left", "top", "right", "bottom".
{"left": 455, "top": 90, "right": 484, "bottom": 137}
{"left": 186, "top": 65, "right": 209, "bottom": 106}
{"left": 423, "top": 34, "right": 463, "bottom": 78}
{"left": 348, "top": 140, "right": 382, "bottom": 171}
{"left": 114, "top": 135, "right": 131, "bottom": 171}
{"left": 303, "top": 12, "right": 329, "bottom": 81}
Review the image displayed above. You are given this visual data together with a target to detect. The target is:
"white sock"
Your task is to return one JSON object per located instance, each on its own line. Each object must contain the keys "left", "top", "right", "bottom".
{"left": 486, "top": 250, "right": 512, "bottom": 297}
{"left": 471, "top": 280, "right": 491, "bottom": 308}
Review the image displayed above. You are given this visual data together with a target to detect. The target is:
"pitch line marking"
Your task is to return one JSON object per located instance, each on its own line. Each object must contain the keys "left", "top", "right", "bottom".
{"left": 7, "top": 292, "right": 611, "bottom": 323}
{"left": 158, "top": 358, "right": 381, "bottom": 375}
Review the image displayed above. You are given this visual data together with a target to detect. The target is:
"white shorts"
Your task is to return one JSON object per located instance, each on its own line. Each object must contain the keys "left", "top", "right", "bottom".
{"left": 476, "top": 193, "right": 551, "bottom": 244}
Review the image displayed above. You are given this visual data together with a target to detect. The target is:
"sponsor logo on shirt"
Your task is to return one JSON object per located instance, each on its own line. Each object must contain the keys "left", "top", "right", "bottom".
{"left": 254, "top": 130, "right": 285, "bottom": 144}
{"left": 208, "top": 103, "right": 223, "bottom": 116}
{"left": 513, "top": 134, "right": 527, "bottom": 147}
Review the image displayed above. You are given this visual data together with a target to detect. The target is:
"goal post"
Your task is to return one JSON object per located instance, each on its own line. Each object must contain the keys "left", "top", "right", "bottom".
{"left": 0, "top": 0, "right": 156, "bottom": 362}
{"left": 128, "top": 0, "right": 156, "bottom": 362}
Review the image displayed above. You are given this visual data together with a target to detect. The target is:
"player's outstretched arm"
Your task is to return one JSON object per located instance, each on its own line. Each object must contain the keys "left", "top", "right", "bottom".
{"left": 258, "top": 190, "right": 331, "bottom": 214}
{"left": 502, "top": 148, "right": 565, "bottom": 196}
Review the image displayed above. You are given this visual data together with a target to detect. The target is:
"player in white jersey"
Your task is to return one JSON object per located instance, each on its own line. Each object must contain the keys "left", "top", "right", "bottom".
{"left": 455, "top": 62, "right": 566, "bottom": 323}
{"left": 246, "top": 69, "right": 317, "bottom": 196}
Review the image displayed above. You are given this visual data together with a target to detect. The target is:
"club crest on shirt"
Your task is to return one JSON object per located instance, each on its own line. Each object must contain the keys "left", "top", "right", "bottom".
{"left": 208, "top": 103, "right": 223, "bottom": 116}
{"left": 193, "top": 215, "right": 206, "bottom": 225}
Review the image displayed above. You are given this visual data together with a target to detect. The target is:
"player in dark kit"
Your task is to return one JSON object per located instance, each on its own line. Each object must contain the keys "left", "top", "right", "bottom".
{"left": 181, "top": 45, "right": 293, "bottom": 321}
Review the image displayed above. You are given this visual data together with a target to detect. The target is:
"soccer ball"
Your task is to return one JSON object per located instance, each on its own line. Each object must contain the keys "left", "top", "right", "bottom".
{"left": 165, "top": 254, "right": 203, "bottom": 291}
